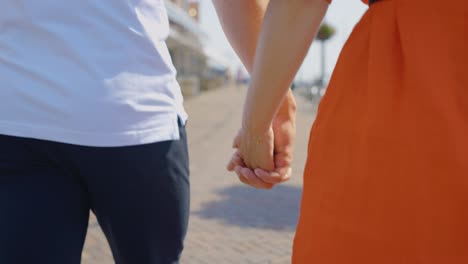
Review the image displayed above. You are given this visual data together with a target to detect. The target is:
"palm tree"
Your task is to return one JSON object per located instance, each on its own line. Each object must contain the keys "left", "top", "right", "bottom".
{"left": 316, "top": 22, "right": 336, "bottom": 87}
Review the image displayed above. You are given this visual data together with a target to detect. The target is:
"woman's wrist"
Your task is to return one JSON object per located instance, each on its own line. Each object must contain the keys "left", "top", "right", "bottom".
{"left": 241, "top": 124, "right": 274, "bottom": 152}
{"left": 241, "top": 91, "right": 275, "bottom": 136}
{"left": 242, "top": 117, "right": 273, "bottom": 137}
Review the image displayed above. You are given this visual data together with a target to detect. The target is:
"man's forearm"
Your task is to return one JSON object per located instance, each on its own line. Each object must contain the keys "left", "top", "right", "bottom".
{"left": 212, "top": 0, "right": 296, "bottom": 120}
{"left": 212, "top": 0, "right": 267, "bottom": 73}
{"left": 277, "top": 90, "right": 296, "bottom": 121}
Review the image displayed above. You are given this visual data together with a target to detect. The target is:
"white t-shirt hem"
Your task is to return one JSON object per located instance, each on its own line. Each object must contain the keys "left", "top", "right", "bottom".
{"left": 0, "top": 113, "right": 188, "bottom": 147}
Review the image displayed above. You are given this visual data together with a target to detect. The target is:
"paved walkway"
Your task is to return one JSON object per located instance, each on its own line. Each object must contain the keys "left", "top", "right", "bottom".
{"left": 81, "top": 85, "right": 317, "bottom": 263}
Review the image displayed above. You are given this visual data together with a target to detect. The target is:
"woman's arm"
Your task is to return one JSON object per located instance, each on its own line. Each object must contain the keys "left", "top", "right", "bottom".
{"left": 212, "top": 0, "right": 296, "bottom": 145}
{"left": 243, "top": 0, "right": 329, "bottom": 136}
{"left": 213, "top": 0, "right": 299, "bottom": 188}
{"left": 234, "top": 0, "right": 329, "bottom": 173}
{"left": 213, "top": 0, "right": 329, "bottom": 187}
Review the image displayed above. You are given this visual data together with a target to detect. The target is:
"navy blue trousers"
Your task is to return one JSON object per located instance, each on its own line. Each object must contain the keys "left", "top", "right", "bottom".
{"left": 0, "top": 122, "right": 190, "bottom": 264}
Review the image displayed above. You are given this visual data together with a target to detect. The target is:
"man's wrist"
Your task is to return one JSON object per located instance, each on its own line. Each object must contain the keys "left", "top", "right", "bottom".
{"left": 276, "top": 90, "right": 297, "bottom": 118}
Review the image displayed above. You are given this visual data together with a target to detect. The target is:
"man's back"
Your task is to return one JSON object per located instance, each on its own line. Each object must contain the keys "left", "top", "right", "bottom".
{"left": 0, "top": 2, "right": 191, "bottom": 263}
{"left": 0, "top": 0, "right": 186, "bottom": 146}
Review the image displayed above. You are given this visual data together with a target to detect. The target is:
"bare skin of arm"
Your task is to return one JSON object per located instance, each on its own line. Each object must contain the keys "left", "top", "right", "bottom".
{"left": 214, "top": 0, "right": 329, "bottom": 189}
{"left": 213, "top": 0, "right": 298, "bottom": 189}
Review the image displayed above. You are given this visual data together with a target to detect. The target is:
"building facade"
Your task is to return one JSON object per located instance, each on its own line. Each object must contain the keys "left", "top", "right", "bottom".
{"left": 165, "top": 0, "right": 230, "bottom": 96}
{"left": 166, "top": 0, "right": 205, "bottom": 96}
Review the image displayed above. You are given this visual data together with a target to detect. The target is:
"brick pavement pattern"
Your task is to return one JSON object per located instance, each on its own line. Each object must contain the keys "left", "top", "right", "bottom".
{"left": 81, "top": 85, "right": 317, "bottom": 264}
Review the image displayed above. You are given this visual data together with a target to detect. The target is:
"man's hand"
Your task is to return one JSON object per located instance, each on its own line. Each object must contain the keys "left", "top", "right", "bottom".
{"left": 233, "top": 127, "right": 275, "bottom": 170}
{"left": 265, "top": 108, "right": 296, "bottom": 183}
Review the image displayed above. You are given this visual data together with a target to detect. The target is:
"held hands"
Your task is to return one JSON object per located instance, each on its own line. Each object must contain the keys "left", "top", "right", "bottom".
{"left": 227, "top": 114, "right": 296, "bottom": 190}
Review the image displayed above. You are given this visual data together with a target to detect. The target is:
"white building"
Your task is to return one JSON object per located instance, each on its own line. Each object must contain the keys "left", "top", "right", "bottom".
{"left": 165, "top": 0, "right": 229, "bottom": 96}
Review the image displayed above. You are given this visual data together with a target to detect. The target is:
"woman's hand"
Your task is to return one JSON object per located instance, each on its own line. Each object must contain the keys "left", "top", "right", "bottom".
{"left": 227, "top": 112, "right": 295, "bottom": 189}
{"left": 233, "top": 126, "right": 275, "bottom": 171}
{"left": 228, "top": 126, "right": 276, "bottom": 189}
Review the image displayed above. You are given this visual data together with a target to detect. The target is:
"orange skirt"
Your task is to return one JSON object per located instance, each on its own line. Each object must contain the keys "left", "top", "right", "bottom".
{"left": 293, "top": 0, "right": 468, "bottom": 263}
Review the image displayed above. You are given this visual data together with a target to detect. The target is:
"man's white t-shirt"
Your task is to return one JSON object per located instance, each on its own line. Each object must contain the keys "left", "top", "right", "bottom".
{"left": 0, "top": 0, "right": 187, "bottom": 147}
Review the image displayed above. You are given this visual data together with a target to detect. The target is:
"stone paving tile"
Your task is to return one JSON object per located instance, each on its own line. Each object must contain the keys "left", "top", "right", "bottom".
{"left": 81, "top": 85, "right": 317, "bottom": 263}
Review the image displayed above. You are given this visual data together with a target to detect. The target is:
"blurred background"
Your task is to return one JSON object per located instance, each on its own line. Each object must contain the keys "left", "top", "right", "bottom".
{"left": 82, "top": 0, "right": 368, "bottom": 263}
{"left": 166, "top": 0, "right": 367, "bottom": 98}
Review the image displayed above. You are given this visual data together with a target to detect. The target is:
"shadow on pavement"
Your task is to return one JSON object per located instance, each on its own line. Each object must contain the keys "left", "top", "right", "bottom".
{"left": 195, "top": 184, "right": 303, "bottom": 231}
